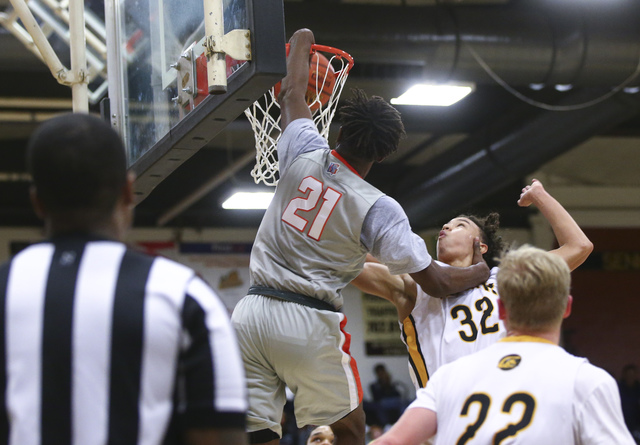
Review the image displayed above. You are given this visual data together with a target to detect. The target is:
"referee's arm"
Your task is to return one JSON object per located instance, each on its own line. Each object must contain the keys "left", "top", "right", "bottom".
{"left": 180, "top": 276, "right": 248, "bottom": 445}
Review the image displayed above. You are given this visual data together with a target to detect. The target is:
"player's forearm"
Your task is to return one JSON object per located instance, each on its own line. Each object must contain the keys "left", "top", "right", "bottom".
{"left": 279, "top": 30, "right": 314, "bottom": 101}
{"left": 438, "top": 263, "right": 490, "bottom": 296}
{"left": 411, "top": 261, "right": 489, "bottom": 299}
{"left": 351, "top": 270, "right": 386, "bottom": 298}
{"left": 371, "top": 408, "right": 437, "bottom": 445}
{"left": 279, "top": 29, "right": 314, "bottom": 129}
{"left": 351, "top": 263, "right": 401, "bottom": 303}
{"left": 534, "top": 189, "right": 593, "bottom": 270}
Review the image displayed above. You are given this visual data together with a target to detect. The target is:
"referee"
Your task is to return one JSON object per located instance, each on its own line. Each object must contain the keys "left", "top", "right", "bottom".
{"left": 0, "top": 114, "right": 248, "bottom": 445}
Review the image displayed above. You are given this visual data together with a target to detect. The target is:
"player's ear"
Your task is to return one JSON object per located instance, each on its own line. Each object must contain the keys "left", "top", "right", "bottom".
{"left": 479, "top": 242, "right": 488, "bottom": 255}
{"left": 29, "top": 184, "right": 46, "bottom": 219}
{"left": 562, "top": 295, "right": 573, "bottom": 319}
{"left": 121, "top": 170, "right": 136, "bottom": 207}
{"left": 497, "top": 298, "right": 507, "bottom": 320}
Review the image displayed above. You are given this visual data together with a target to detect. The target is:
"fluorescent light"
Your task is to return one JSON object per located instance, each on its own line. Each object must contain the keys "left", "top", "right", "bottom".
{"left": 390, "top": 83, "right": 475, "bottom": 106}
{"left": 222, "top": 192, "right": 274, "bottom": 209}
{"left": 554, "top": 84, "right": 573, "bottom": 92}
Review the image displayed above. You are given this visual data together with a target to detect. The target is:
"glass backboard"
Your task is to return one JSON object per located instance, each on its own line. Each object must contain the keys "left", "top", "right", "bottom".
{"left": 105, "top": 0, "right": 285, "bottom": 202}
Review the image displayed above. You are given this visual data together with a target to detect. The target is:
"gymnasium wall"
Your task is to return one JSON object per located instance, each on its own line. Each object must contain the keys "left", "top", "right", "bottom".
{"left": 563, "top": 228, "right": 640, "bottom": 380}
{"left": 1, "top": 226, "right": 637, "bottom": 395}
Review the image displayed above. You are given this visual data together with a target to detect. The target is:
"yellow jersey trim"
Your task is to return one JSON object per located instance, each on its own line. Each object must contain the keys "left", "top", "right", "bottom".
{"left": 499, "top": 335, "right": 555, "bottom": 345}
{"left": 402, "top": 315, "right": 429, "bottom": 388}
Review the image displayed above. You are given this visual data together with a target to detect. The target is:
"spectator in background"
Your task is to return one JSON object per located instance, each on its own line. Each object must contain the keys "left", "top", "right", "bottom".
{"left": 368, "top": 364, "right": 408, "bottom": 427}
{"left": 619, "top": 364, "right": 640, "bottom": 442}
{"left": 306, "top": 426, "right": 334, "bottom": 445}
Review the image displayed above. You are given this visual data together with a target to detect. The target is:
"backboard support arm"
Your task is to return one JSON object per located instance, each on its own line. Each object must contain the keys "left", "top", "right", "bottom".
{"left": 203, "top": 0, "right": 251, "bottom": 94}
{"left": 7, "top": 0, "right": 88, "bottom": 112}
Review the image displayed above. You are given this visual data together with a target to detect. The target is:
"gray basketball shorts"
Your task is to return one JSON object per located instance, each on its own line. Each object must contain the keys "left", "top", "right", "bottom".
{"left": 230, "top": 294, "right": 363, "bottom": 436}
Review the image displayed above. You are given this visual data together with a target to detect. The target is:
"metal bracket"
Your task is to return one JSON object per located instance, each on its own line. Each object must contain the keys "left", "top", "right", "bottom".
{"left": 172, "top": 42, "right": 197, "bottom": 109}
{"left": 202, "top": 0, "right": 251, "bottom": 94}
{"left": 203, "top": 29, "right": 251, "bottom": 62}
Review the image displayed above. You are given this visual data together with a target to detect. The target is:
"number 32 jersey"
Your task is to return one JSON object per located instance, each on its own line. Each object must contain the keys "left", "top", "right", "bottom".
{"left": 401, "top": 266, "right": 506, "bottom": 389}
{"left": 410, "top": 337, "right": 635, "bottom": 445}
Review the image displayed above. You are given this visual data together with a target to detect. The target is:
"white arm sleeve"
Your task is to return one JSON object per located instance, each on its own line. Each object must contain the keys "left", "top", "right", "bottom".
{"left": 408, "top": 368, "right": 444, "bottom": 413}
{"left": 573, "top": 364, "right": 635, "bottom": 445}
{"left": 361, "top": 196, "right": 432, "bottom": 275}
{"left": 277, "top": 118, "right": 329, "bottom": 175}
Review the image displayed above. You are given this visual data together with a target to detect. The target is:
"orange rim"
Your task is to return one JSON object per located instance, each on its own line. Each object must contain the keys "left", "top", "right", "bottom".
{"left": 284, "top": 43, "right": 355, "bottom": 73}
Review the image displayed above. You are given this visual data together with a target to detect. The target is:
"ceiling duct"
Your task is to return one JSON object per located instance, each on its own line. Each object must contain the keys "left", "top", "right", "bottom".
{"left": 283, "top": 2, "right": 640, "bottom": 87}
{"left": 284, "top": 2, "right": 640, "bottom": 229}
{"left": 396, "top": 90, "right": 640, "bottom": 229}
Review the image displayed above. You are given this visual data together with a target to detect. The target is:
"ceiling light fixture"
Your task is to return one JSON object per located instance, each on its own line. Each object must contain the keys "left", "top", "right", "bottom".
{"left": 390, "top": 83, "right": 475, "bottom": 107}
{"left": 222, "top": 191, "right": 274, "bottom": 210}
{"left": 554, "top": 84, "right": 573, "bottom": 92}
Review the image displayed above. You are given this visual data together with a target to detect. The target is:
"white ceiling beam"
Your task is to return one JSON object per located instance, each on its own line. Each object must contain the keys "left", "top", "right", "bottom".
{"left": 544, "top": 186, "right": 640, "bottom": 209}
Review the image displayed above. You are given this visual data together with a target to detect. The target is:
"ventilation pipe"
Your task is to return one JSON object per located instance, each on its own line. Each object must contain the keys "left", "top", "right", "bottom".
{"left": 396, "top": 90, "right": 640, "bottom": 229}
{"left": 284, "top": 2, "right": 640, "bottom": 87}
{"left": 284, "top": 2, "right": 640, "bottom": 228}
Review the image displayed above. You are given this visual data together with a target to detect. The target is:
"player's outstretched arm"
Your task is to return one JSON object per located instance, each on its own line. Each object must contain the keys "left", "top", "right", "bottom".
{"left": 351, "top": 262, "right": 417, "bottom": 321}
{"left": 409, "top": 238, "right": 490, "bottom": 299}
{"left": 279, "top": 28, "right": 314, "bottom": 131}
{"left": 370, "top": 408, "right": 437, "bottom": 445}
{"left": 518, "top": 178, "right": 593, "bottom": 271}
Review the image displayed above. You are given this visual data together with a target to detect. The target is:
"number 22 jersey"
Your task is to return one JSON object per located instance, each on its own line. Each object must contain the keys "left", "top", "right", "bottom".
{"left": 401, "top": 266, "right": 506, "bottom": 389}
{"left": 410, "top": 337, "right": 635, "bottom": 444}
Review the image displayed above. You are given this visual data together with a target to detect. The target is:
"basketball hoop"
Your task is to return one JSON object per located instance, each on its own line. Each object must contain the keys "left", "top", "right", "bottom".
{"left": 244, "top": 44, "right": 354, "bottom": 186}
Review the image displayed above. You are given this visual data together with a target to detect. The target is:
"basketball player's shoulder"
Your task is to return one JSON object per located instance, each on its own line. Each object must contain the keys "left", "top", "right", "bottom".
{"left": 325, "top": 159, "right": 386, "bottom": 205}
{"left": 573, "top": 357, "right": 615, "bottom": 393}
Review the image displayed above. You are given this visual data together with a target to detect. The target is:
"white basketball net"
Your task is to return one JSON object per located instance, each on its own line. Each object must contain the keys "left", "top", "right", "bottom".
{"left": 244, "top": 45, "right": 354, "bottom": 186}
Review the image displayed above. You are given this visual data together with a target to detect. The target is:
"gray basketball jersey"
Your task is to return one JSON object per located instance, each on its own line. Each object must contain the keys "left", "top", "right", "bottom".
{"left": 250, "top": 148, "right": 383, "bottom": 310}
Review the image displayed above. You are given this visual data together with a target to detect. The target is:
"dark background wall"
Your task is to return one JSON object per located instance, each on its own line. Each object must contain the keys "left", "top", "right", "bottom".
{"left": 564, "top": 228, "right": 640, "bottom": 380}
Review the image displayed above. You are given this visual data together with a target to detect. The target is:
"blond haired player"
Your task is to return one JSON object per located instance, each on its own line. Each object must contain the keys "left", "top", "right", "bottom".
{"left": 352, "top": 178, "right": 593, "bottom": 389}
{"left": 371, "top": 246, "right": 634, "bottom": 445}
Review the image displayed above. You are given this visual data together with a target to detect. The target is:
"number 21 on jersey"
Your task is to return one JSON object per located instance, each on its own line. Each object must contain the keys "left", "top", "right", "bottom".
{"left": 282, "top": 176, "right": 342, "bottom": 241}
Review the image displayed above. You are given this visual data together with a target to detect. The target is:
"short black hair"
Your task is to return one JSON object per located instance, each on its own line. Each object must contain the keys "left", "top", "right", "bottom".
{"left": 337, "top": 89, "right": 405, "bottom": 162}
{"left": 460, "top": 212, "right": 506, "bottom": 269}
{"left": 26, "top": 113, "right": 127, "bottom": 215}
{"left": 374, "top": 363, "right": 386, "bottom": 373}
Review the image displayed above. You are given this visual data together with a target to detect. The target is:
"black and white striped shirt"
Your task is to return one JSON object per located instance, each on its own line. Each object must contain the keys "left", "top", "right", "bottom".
{"left": 0, "top": 234, "right": 247, "bottom": 445}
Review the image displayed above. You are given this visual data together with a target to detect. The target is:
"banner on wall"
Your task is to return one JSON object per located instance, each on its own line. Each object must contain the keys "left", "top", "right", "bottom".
{"left": 137, "top": 241, "right": 252, "bottom": 315}
{"left": 361, "top": 293, "right": 406, "bottom": 356}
